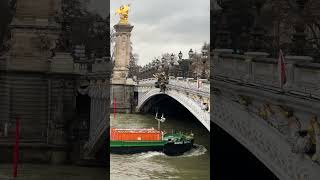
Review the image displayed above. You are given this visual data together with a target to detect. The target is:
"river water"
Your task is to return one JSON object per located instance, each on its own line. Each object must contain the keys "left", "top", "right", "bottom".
{"left": 110, "top": 113, "right": 210, "bottom": 180}
{"left": 0, "top": 164, "right": 106, "bottom": 180}
{"left": 0, "top": 113, "right": 209, "bottom": 180}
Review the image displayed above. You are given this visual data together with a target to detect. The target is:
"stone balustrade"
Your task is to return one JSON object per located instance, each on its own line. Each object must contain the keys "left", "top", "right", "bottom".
{"left": 138, "top": 78, "right": 210, "bottom": 94}
{"left": 137, "top": 78, "right": 157, "bottom": 86}
{"left": 213, "top": 50, "right": 320, "bottom": 99}
{"left": 169, "top": 79, "right": 210, "bottom": 94}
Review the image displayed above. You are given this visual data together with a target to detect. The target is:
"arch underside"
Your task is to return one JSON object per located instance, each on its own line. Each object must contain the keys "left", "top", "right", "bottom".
{"left": 212, "top": 93, "right": 320, "bottom": 180}
{"left": 137, "top": 88, "right": 210, "bottom": 131}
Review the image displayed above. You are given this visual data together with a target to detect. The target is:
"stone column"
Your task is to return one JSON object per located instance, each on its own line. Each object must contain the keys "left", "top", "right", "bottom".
{"left": 212, "top": 49, "right": 233, "bottom": 75}
{"left": 283, "top": 56, "right": 313, "bottom": 90}
{"left": 111, "top": 23, "right": 135, "bottom": 113}
{"left": 244, "top": 52, "right": 269, "bottom": 83}
{"left": 112, "top": 23, "right": 134, "bottom": 84}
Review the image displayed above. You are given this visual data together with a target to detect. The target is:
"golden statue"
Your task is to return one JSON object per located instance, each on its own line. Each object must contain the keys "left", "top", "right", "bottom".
{"left": 115, "top": 4, "right": 130, "bottom": 24}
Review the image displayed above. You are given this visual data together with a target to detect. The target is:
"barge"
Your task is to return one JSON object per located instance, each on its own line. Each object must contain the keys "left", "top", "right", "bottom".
{"left": 110, "top": 128, "right": 194, "bottom": 156}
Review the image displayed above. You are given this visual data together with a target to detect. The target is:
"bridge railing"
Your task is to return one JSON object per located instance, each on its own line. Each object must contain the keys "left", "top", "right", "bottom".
{"left": 168, "top": 79, "right": 210, "bottom": 94}
{"left": 213, "top": 51, "right": 320, "bottom": 99}
{"left": 137, "top": 78, "right": 157, "bottom": 86}
{"left": 84, "top": 108, "right": 108, "bottom": 156}
{"left": 138, "top": 78, "right": 210, "bottom": 93}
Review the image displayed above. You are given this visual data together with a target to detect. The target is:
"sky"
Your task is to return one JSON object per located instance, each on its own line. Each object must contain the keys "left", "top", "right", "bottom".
{"left": 88, "top": 0, "right": 210, "bottom": 66}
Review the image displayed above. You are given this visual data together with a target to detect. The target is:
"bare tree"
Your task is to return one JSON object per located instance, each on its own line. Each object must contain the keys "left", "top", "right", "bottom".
{"left": 128, "top": 53, "right": 139, "bottom": 78}
{"left": 266, "top": 0, "right": 320, "bottom": 56}
{"left": 0, "top": 0, "right": 16, "bottom": 53}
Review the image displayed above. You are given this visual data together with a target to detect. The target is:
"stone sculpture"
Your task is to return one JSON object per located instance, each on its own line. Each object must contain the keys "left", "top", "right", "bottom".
{"left": 308, "top": 115, "right": 320, "bottom": 163}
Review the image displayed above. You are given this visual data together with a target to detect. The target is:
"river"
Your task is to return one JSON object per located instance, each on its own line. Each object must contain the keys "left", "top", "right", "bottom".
{"left": 110, "top": 113, "right": 210, "bottom": 180}
{"left": 0, "top": 113, "right": 210, "bottom": 180}
{"left": 0, "top": 164, "right": 106, "bottom": 180}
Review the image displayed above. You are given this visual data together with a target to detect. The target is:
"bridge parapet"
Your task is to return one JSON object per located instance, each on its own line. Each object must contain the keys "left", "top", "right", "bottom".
{"left": 138, "top": 78, "right": 210, "bottom": 94}
{"left": 137, "top": 78, "right": 157, "bottom": 86}
{"left": 214, "top": 51, "right": 320, "bottom": 98}
{"left": 80, "top": 78, "right": 110, "bottom": 158}
{"left": 169, "top": 79, "right": 210, "bottom": 94}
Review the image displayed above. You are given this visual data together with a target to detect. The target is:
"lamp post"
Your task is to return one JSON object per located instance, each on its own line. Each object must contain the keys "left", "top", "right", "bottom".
{"left": 169, "top": 53, "right": 175, "bottom": 76}
{"left": 188, "top": 49, "right": 195, "bottom": 78}
{"left": 188, "top": 48, "right": 194, "bottom": 59}
{"left": 178, "top": 51, "right": 183, "bottom": 60}
{"left": 178, "top": 51, "right": 183, "bottom": 77}
{"left": 161, "top": 56, "right": 167, "bottom": 74}
{"left": 201, "top": 48, "right": 208, "bottom": 79}
{"left": 290, "top": 0, "right": 308, "bottom": 56}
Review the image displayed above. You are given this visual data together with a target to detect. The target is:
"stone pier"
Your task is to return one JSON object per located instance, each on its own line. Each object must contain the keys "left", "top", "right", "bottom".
{"left": 111, "top": 23, "right": 135, "bottom": 113}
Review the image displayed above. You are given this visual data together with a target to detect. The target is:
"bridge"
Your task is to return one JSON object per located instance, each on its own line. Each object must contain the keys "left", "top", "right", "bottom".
{"left": 212, "top": 49, "right": 320, "bottom": 180}
{"left": 82, "top": 77, "right": 109, "bottom": 159}
{"left": 136, "top": 78, "right": 210, "bottom": 131}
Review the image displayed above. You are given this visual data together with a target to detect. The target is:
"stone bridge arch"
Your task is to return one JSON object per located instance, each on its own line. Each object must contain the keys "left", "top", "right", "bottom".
{"left": 212, "top": 91, "right": 320, "bottom": 180}
{"left": 136, "top": 88, "right": 210, "bottom": 131}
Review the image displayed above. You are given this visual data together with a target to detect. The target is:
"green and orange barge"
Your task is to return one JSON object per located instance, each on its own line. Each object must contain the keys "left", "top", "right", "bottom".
{"left": 110, "top": 128, "right": 194, "bottom": 156}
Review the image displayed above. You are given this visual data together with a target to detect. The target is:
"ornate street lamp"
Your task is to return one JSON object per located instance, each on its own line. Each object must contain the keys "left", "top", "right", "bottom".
{"left": 170, "top": 53, "right": 174, "bottom": 61}
{"left": 161, "top": 56, "right": 165, "bottom": 63}
{"left": 156, "top": 58, "right": 160, "bottom": 65}
{"left": 177, "top": 51, "right": 183, "bottom": 77}
{"left": 289, "top": 0, "right": 308, "bottom": 56}
{"left": 169, "top": 53, "right": 176, "bottom": 77}
{"left": 214, "top": 0, "right": 232, "bottom": 49}
{"left": 188, "top": 48, "right": 194, "bottom": 59}
{"left": 170, "top": 53, "right": 175, "bottom": 66}
{"left": 201, "top": 48, "right": 208, "bottom": 79}
{"left": 248, "top": 0, "right": 267, "bottom": 52}
{"left": 178, "top": 51, "right": 183, "bottom": 60}
{"left": 202, "top": 49, "right": 208, "bottom": 59}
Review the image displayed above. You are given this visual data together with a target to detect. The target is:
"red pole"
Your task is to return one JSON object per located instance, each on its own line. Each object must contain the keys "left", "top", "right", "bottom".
{"left": 113, "top": 96, "right": 116, "bottom": 119}
{"left": 13, "top": 117, "right": 20, "bottom": 178}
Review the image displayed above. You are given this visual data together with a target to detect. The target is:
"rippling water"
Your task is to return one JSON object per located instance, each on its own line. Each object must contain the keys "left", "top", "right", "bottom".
{"left": 110, "top": 113, "right": 210, "bottom": 180}
{"left": 0, "top": 164, "right": 106, "bottom": 180}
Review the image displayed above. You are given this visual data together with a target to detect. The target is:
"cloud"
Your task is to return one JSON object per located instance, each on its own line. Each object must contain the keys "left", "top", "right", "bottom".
{"left": 110, "top": 0, "right": 210, "bottom": 65}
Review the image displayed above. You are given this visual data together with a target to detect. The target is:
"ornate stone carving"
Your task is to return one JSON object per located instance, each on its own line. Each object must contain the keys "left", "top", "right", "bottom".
{"left": 307, "top": 115, "right": 320, "bottom": 163}
{"left": 212, "top": 93, "right": 320, "bottom": 180}
{"left": 34, "top": 31, "right": 55, "bottom": 52}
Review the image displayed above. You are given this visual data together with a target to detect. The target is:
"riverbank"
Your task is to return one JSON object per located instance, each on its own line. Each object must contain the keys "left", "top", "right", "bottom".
{"left": 0, "top": 164, "right": 107, "bottom": 180}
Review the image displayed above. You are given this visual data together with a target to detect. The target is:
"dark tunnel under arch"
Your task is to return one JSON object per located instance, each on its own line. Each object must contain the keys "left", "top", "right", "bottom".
{"left": 139, "top": 94, "right": 208, "bottom": 130}
{"left": 211, "top": 122, "right": 279, "bottom": 180}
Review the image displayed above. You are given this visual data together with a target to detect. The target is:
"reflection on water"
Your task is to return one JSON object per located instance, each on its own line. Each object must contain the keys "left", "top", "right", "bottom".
{"left": 110, "top": 113, "right": 210, "bottom": 180}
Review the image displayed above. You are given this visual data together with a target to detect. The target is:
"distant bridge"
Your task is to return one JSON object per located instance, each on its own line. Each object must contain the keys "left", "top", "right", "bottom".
{"left": 136, "top": 78, "right": 210, "bottom": 131}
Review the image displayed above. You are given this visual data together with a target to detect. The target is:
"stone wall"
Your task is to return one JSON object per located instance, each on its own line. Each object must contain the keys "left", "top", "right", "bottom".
{"left": 111, "top": 84, "right": 135, "bottom": 113}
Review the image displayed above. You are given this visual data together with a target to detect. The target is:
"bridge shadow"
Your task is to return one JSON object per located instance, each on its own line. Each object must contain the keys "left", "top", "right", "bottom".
{"left": 211, "top": 123, "right": 279, "bottom": 180}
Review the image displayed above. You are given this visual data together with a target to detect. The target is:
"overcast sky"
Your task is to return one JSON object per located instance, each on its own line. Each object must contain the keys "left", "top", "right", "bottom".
{"left": 110, "top": 0, "right": 209, "bottom": 66}
{"left": 88, "top": 0, "right": 209, "bottom": 66}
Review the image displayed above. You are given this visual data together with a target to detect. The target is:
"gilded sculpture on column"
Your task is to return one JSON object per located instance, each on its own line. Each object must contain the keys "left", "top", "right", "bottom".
{"left": 115, "top": 4, "right": 130, "bottom": 24}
